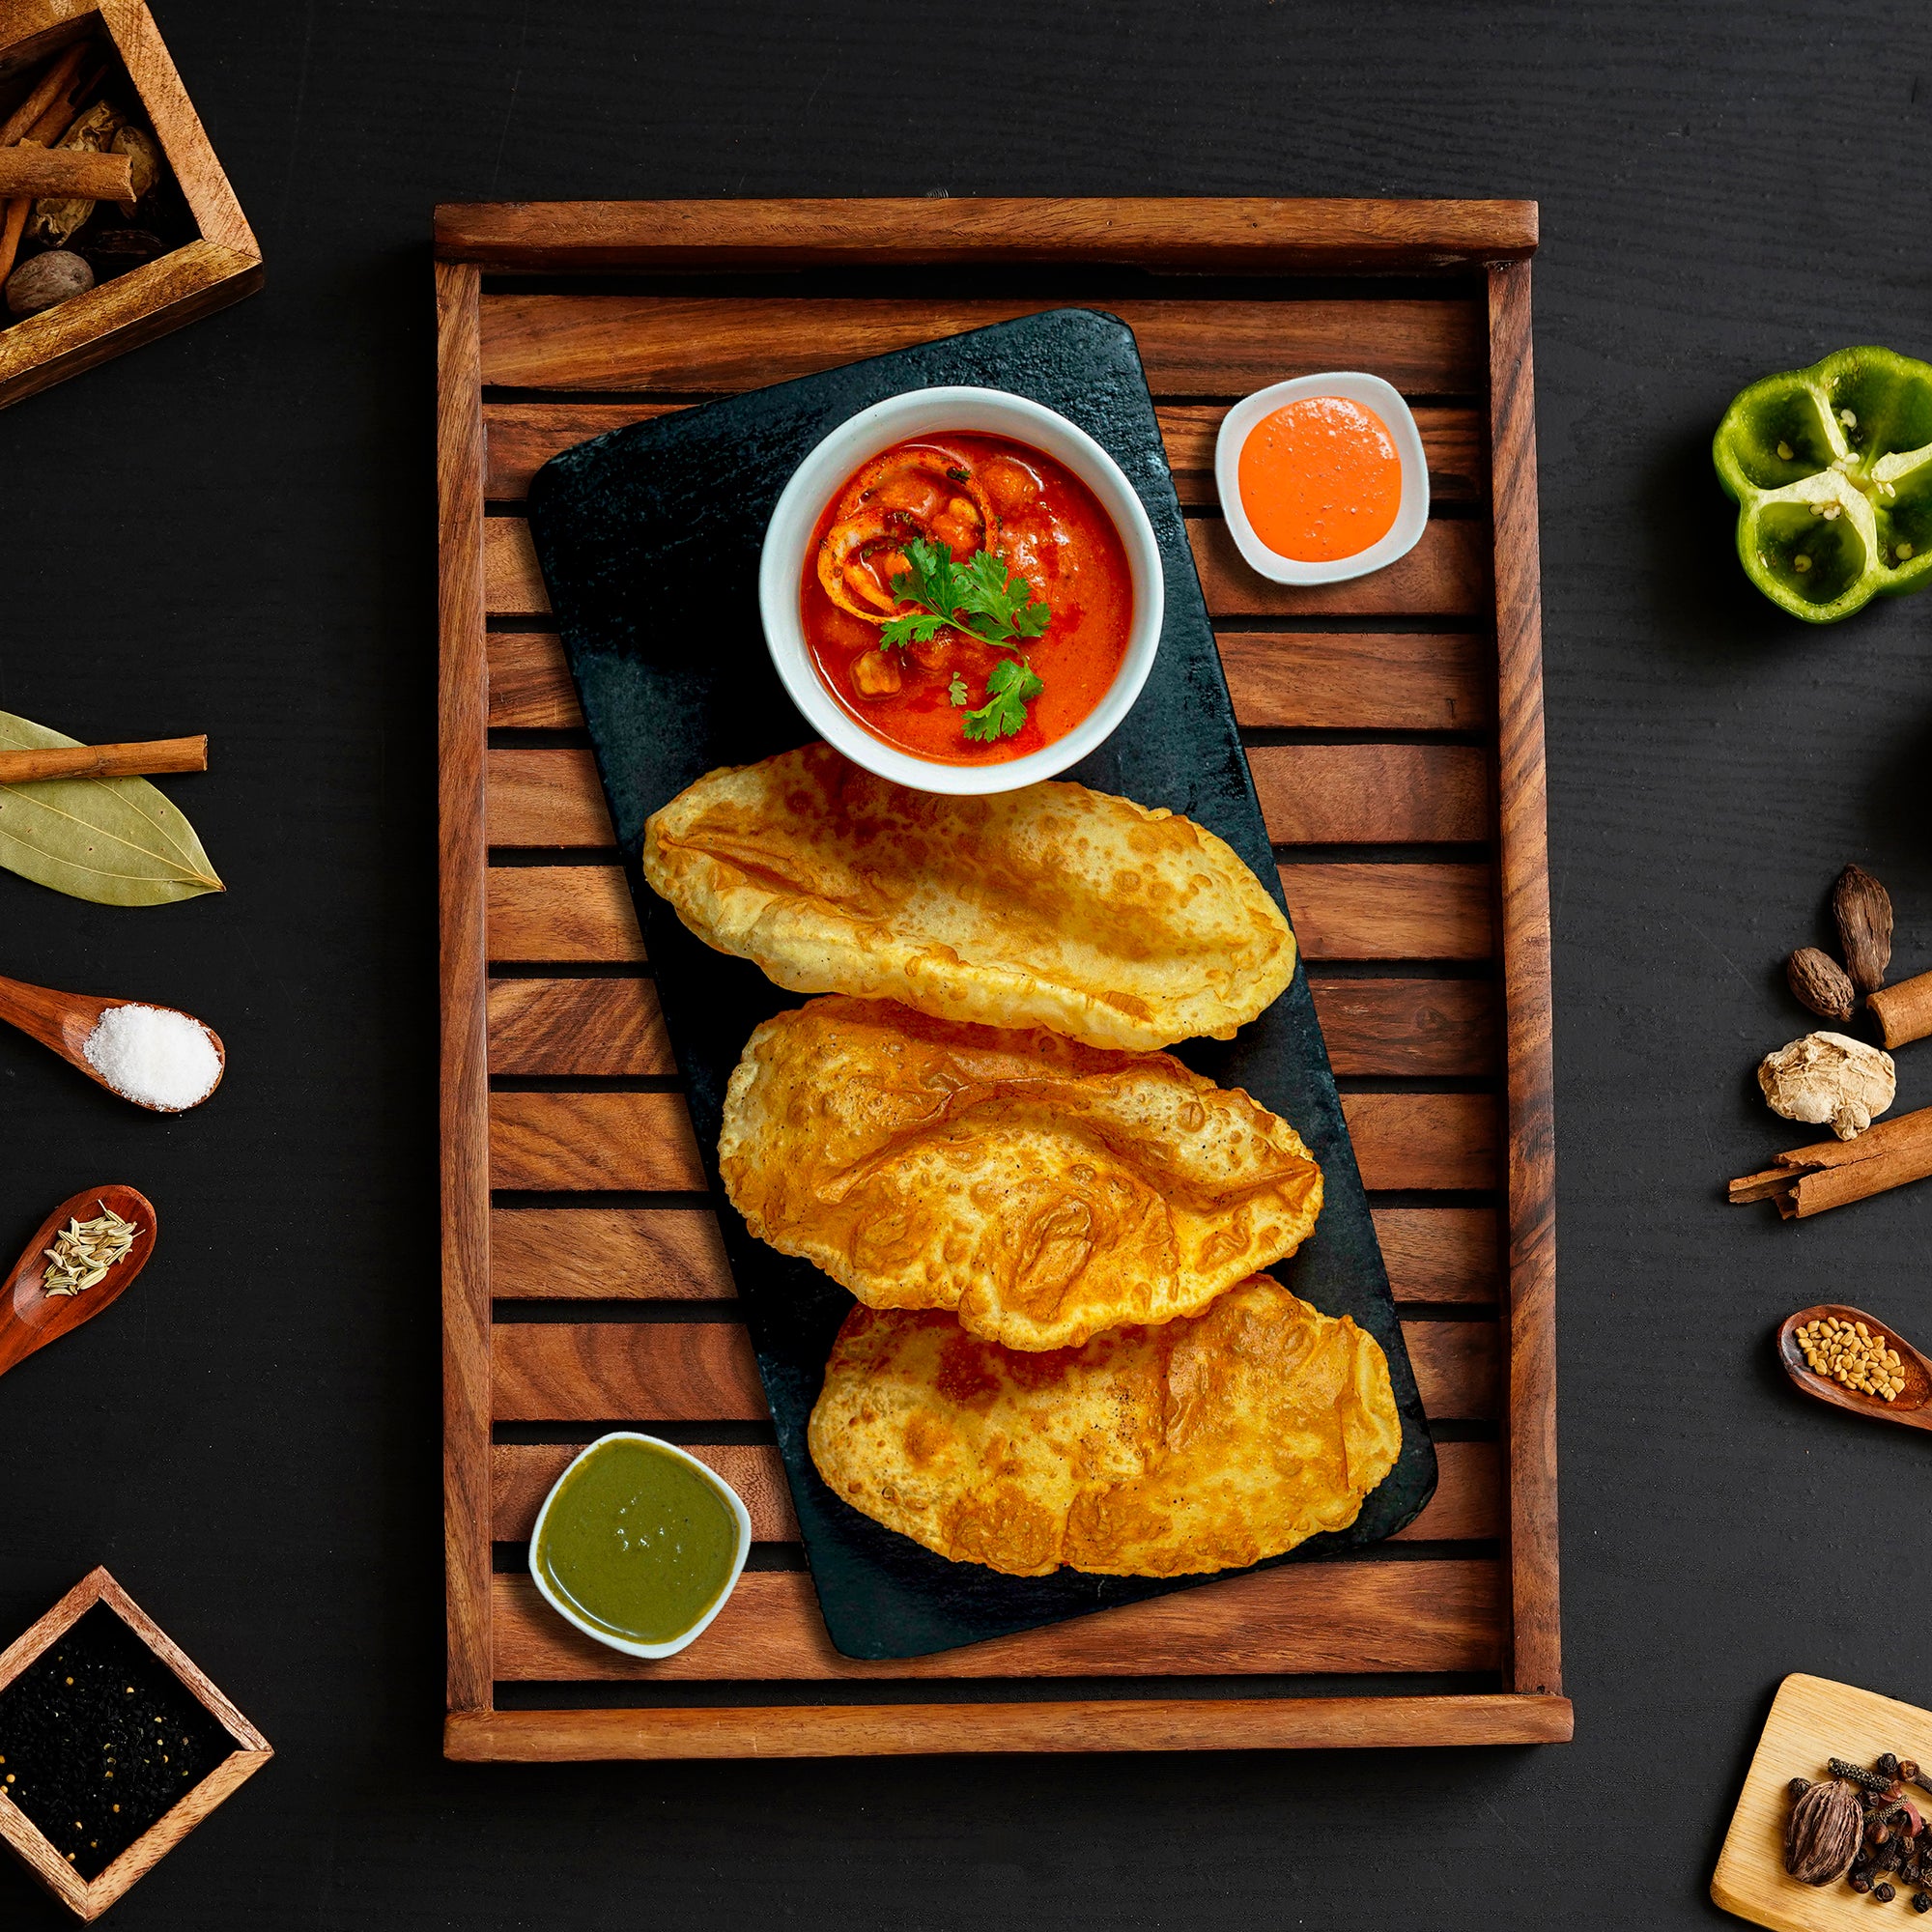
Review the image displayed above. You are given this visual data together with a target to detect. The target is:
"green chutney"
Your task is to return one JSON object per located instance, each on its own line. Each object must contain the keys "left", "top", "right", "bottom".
{"left": 533, "top": 1438, "right": 742, "bottom": 1646}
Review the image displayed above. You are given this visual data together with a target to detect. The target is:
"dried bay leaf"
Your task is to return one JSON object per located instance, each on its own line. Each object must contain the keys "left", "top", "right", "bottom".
{"left": 0, "top": 709, "right": 222, "bottom": 905}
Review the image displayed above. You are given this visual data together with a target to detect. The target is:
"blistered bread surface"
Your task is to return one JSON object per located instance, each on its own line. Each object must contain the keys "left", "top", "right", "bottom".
{"left": 718, "top": 996, "right": 1323, "bottom": 1352}
{"left": 808, "top": 1275, "right": 1401, "bottom": 1577}
{"left": 640, "top": 742, "right": 1296, "bottom": 1052}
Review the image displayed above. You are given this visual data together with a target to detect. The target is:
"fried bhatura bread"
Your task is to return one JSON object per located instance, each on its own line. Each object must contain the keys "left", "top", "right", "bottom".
{"left": 718, "top": 996, "right": 1323, "bottom": 1352}
{"left": 809, "top": 1275, "right": 1400, "bottom": 1577}
{"left": 640, "top": 743, "right": 1295, "bottom": 1053}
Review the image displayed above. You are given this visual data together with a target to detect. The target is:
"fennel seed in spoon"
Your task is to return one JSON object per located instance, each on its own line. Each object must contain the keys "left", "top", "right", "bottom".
{"left": 42, "top": 1204, "right": 138, "bottom": 1298}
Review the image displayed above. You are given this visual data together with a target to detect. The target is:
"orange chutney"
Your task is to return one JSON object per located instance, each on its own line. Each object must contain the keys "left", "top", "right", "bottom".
{"left": 1236, "top": 396, "right": 1403, "bottom": 562}
{"left": 801, "top": 433, "right": 1131, "bottom": 766}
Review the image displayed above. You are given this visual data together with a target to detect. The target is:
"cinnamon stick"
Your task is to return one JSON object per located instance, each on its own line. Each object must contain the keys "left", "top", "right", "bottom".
{"left": 1729, "top": 1105, "right": 1932, "bottom": 1218}
{"left": 0, "top": 52, "right": 101, "bottom": 284}
{"left": 0, "top": 43, "right": 86, "bottom": 147}
{"left": 0, "top": 43, "right": 87, "bottom": 285}
{"left": 27, "top": 62, "right": 103, "bottom": 148}
{"left": 0, "top": 736, "right": 208, "bottom": 784}
{"left": 0, "top": 198, "right": 28, "bottom": 285}
{"left": 1869, "top": 970, "right": 1932, "bottom": 1050}
{"left": 0, "top": 146, "right": 128, "bottom": 199}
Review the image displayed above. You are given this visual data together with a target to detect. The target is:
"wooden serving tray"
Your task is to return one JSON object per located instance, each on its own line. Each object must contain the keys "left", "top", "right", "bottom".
{"left": 434, "top": 197, "right": 1566, "bottom": 1759}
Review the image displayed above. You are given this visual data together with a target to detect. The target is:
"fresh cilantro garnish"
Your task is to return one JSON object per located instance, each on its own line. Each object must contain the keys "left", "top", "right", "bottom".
{"left": 876, "top": 539, "right": 1051, "bottom": 741}
{"left": 962, "top": 659, "right": 1044, "bottom": 742}
{"left": 950, "top": 549, "right": 1052, "bottom": 643}
{"left": 881, "top": 539, "right": 1050, "bottom": 653}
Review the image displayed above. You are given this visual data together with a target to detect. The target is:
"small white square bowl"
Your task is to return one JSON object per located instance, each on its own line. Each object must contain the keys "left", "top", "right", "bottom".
{"left": 1212, "top": 372, "right": 1430, "bottom": 586}
{"left": 527, "top": 1432, "right": 753, "bottom": 1661}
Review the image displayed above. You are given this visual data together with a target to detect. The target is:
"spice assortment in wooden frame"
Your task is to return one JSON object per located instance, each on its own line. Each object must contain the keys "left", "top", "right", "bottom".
{"left": 0, "top": 1567, "right": 270, "bottom": 1921}
{"left": 0, "top": 36, "right": 182, "bottom": 319}
{"left": 0, "top": 0, "right": 260, "bottom": 411}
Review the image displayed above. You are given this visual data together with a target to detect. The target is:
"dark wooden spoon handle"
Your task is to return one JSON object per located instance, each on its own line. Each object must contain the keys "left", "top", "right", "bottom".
{"left": 0, "top": 971, "right": 106, "bottom": 1065}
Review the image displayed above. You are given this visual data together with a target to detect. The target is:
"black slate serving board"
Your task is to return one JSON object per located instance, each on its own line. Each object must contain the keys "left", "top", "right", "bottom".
{"left": 526, "top": 307, "right": 1436, "bottom": 1662}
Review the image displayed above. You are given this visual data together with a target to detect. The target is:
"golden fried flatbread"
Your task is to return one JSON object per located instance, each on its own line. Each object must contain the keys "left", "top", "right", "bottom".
{"left": 640, "top": 743, "right": 1295, "bottom": 1052}
{"left": 809, "top": 1275, "right": 1400, "bottom": 1577}
{"left": 719, "top": 996, "right": 1323, "bottom": 1352}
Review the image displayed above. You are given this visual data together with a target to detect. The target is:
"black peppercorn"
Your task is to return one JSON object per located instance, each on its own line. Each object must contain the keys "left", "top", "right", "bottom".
{"left": 1790, "top": 1776, "right": 1814, "bottom": 1800}
{"left": 1914, "top": 1892, "right": 1931, "bottom": 1914}
{"left": 1853, "top": 1871, "right": 1875, "bottom": 1893}
{"left": 1879, "top": 1881, "right": 1900, "bottom": 1902}
{"left": 1881, "top": 1754, "right": 1903, "bottom": 1779}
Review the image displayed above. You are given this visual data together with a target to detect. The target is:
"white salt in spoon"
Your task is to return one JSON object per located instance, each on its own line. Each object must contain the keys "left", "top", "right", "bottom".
{"left": 0, "top": 971, "right": 224, "bottom": 1112}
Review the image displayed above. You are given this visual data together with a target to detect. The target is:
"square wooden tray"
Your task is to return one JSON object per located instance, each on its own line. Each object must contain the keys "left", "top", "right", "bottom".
{"left": 0, "top": 1567, "right": 271, "bottom": 1920}
{"left": 1712, "top": 1674, "right": 1932, "bottom": 1929}
{"left": 0, "top": 0, "right": 261, "bottom": 412}
{"left": 434, "top": 197, "right": 1567, "bottom": 1760}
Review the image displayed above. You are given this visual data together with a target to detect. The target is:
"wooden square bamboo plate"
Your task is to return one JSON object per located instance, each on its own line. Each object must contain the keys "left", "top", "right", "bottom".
{"left": 0, "top": 1567, "right": 271, "bottom": 1920}
{"left": 435, "top": 196, "right": 1567, "bottom": 1758}
{"left": 1713, "top": 1674, "right": 1932, "bottom": 1930}
{"left": 0, "top": 0, "right": 261, "bottom": 412}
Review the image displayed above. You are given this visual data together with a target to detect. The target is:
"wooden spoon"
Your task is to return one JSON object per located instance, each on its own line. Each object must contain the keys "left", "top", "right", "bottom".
{"left": 0, "top": 971, "right": 224, "bottom": 1112}
{"left": 1777, "top": 1303, "right": 1932, "bottom": 1432}
{"left": 0, "top": 1184, "right": 157, "bottom": 1380}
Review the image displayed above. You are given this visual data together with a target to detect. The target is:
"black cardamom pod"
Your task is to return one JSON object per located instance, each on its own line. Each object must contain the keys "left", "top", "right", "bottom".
{"left": 1789, "top": 1777, "right": 1865, "bottom": 1886}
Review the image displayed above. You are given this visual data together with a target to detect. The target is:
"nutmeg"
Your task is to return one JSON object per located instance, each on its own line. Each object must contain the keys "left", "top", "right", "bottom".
{"left": 1788, "top": 1776, "right": 1865, "bottom": 1886}
{"left": 5, "top": 247, "right": 95, "bottom": 318}
{"left": 1834, "top": 864, "right": 1893, "bottom": 995}
{"left": 1788, "top": 946, "right": 1857, "bottom": 1022}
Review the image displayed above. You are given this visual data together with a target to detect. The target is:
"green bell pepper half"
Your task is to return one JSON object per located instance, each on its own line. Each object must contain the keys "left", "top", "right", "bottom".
{"left": 1713, "top": 346, "right": 1932, "bottom": 622}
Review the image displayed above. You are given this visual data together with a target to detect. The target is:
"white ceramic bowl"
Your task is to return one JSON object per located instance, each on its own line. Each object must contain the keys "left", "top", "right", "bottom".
{"left": 758, "top": 385, "right": 1164, "bottom": 796}
{"left": 1213, "top": 371, "right": 1430, "bottom": 586}
{"left": 528, "top": 1432, "right": 753, "bottom": 1661}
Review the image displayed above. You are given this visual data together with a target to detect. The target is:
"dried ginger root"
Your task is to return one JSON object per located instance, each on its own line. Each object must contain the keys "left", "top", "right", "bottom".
{"left": 1758, "top": 1031, "right": 1895, "bottom": 1140}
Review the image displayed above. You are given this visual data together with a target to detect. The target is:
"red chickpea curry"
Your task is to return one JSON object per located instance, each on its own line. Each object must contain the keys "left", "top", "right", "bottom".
{"left": 801, "top": 434, "right": 1132, "bottom": 764}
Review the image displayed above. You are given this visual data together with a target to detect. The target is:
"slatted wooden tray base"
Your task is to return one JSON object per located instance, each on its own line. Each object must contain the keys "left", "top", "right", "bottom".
{"left": 435, "top": 199, "right": 1566, "bottom": 1760}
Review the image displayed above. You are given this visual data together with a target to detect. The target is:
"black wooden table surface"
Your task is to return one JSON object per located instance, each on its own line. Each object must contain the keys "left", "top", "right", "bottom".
{"left": 0, "top": 2, "right": 1925, "bottom": 1924}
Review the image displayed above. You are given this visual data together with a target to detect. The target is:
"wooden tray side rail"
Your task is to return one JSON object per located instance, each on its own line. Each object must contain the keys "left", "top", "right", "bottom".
{"left": 436, "top": 198, "right": 1564, "bottom": 1759}
{"left": 437, "top": 259, "right": 493, "bottom": 1716}
{"left": 435, "top": 197, "right": 1536, "bottom": 274}
{"left": 1487, "top": 260, "right": 1561, "bottom": 1696}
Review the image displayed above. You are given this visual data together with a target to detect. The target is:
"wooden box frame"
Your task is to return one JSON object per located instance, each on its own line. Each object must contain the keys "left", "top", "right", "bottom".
{"left": 0, "top": 1567, "right": 271, "bottom": 1919}
{"left": 435, "top": 198, "right": 1566, "bottom": 1759}
{"left": 0, "top": 0, "right": 260, "bottom": 412}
